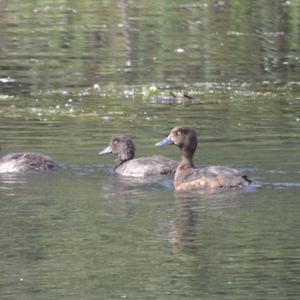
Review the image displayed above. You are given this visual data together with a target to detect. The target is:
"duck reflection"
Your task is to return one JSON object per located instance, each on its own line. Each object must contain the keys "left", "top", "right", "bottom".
{"left": 171, "top": 190, "right": 249, "bottom": 256}
{"left": 171, "top": 195, "right": 199, "bottom": 256}
{"left": 100, "top": 170, "right": 174, "bottom": 202}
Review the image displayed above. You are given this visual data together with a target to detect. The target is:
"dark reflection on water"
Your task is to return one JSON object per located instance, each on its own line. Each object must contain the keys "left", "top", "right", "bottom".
{"left": 170, "top": 188, "right": 300, "bottom": 298}
{"left": 0, "top": 0, "right": 299, "bottom": 91}
{"left": 0, "top": 165, "right": 300, "bottom": 299}
{"left": 171, "top": 190, "right": 254, "bottom": 255}
{"left": 0, "top": 0, "right": 300, "bottom": 299}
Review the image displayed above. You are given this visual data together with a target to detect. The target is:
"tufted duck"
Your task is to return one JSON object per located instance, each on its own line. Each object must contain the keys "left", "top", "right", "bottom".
{"left": 99, "top": 135, "right": 178, "bottom": 177}
{"left": 0, "top": 152, "right": 57, "bottom": 173}
{"left": 156, "top": 126, "right": 251, "bottom": 191}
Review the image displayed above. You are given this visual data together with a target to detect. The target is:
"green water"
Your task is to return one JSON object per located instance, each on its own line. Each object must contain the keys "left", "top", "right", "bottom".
{"left": 1, "top": 0, "right": 300, "bottom": 299}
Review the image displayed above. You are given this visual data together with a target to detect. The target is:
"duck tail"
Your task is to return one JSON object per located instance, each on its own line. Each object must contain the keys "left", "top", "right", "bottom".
{"left": 242, "top": 175, "right": 252, "bottom": 184}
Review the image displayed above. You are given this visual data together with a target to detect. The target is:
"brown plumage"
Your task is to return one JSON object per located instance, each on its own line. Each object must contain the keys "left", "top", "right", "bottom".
{"left": 0, "top": 152, "right": 57, "bottom": 173}
{"left": 156, "top": 126, "right": 251, "bottom": 192}
{"left": 99, "top": 135, "right": 178, "bottom": 177}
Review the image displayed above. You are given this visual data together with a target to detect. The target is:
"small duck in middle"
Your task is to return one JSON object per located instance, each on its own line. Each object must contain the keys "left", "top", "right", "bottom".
{"left": 99, "top": 135, "right": 178, "bottom": 177}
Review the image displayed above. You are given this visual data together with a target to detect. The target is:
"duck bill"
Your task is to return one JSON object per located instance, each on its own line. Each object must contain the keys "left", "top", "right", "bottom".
{"left": 98, "top": 146, "right": 112, "bottom": 155}
{"left": 155, "top": 136, "right": 173, "bottom": 147}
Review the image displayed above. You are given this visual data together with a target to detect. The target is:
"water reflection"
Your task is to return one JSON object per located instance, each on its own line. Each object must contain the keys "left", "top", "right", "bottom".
{"left": 0, "top": 171, "right": 59, "bottom": 197}
{"left": 0, "top": 0, "right": 300, "bottom": 298}
{"left": 0, "top": 173, "right": 28, "bottom": 197}
{"left": 171, "top": 190, "right": 249, "bottom": 256}
{"left": 0, "top": 0, "right": 299, "bottom": 90}
{"left": 100, "top": 169, "right": 174, "bottom": 201}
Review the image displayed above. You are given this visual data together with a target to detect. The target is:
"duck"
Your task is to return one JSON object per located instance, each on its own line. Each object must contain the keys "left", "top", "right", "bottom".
{"left": 0, "top": 151, "right": 57, "bottom": 173}
{"left": 155, "top": 126, "right": 251, "bottom": 192}
{"left": 99, "top": 135, "right": 178, "bottom": 177}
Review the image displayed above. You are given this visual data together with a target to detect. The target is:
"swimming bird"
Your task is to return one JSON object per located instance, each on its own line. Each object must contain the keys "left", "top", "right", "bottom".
{"left": 99, "top": 135, "right": 178, "bottom": 177}
{"left": 0, "top": 152, "right": 57, "bottom": 173}
{"left": 155, "top": 126, "right": 251, "bottom": 191}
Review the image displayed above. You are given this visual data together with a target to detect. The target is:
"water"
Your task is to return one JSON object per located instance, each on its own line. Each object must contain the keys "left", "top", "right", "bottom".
{"left": 1, "top": 0, "right": 300, "bottom": 299}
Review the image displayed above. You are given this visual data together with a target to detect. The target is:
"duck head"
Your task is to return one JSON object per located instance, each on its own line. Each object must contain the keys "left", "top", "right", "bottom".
{"left": 99, "top": 135, "right": 135, "bottom": 164}
{"left": 155, "top": 126, "right": 197, "bottom": 154}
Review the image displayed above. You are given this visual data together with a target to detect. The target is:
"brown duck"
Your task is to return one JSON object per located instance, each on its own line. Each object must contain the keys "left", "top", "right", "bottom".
{"left": 99, "top": 135, "right": 178, "bottom": 177}
{"left": 0, "top": 152, "right": 57, "bottom": 173}
{"left": 156, "top": 126, "right": 251, "bottom": 192}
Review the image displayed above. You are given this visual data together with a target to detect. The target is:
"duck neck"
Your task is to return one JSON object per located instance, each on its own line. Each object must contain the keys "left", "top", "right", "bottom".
{"left": 115, "top": 152, "right": 134, "bottom": 168}
{"left": 179, "top": 146, "right": 195, "bottom": 169}
{"left": 174, "top": 147, "right": 195, "bottom": 188}
{"left": 115, "top": 157, "right": 129, "bottom": 168}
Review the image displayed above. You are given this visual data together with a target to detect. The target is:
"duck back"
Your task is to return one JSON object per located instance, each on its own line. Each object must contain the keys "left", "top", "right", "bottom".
{"left": 175, "top": 165, "right": 251, "bottom": 191}
{"left": 0, "top": 152, "right": 57, "bottom": 173}
{"left": 116, "top": 155, "right": 178, "bottom": 177}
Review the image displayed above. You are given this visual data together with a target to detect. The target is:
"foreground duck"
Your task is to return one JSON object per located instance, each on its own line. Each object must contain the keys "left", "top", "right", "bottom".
{"left": 155, "top": 126, "right": 251, "bottom": 192}
{"left": 0, "top": 152, "right": 57, "bottom": 173}
{"left": 99, "top": 135, "right": 178, "bottom": 177}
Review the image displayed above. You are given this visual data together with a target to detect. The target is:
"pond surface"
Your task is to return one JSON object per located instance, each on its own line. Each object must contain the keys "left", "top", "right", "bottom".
{"left": 1, "top": 0, "right": 300, "bottom": 299}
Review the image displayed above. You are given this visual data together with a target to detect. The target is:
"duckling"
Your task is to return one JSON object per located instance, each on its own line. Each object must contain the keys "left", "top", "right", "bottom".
{"left": 0, "top": 151, "right": 57, "bottom": 173}
{"left": 156, "top": 126, "right": 251, "bottom": 192}
{"left": 99, "top": 135, "right": 178, "bottom": 177}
